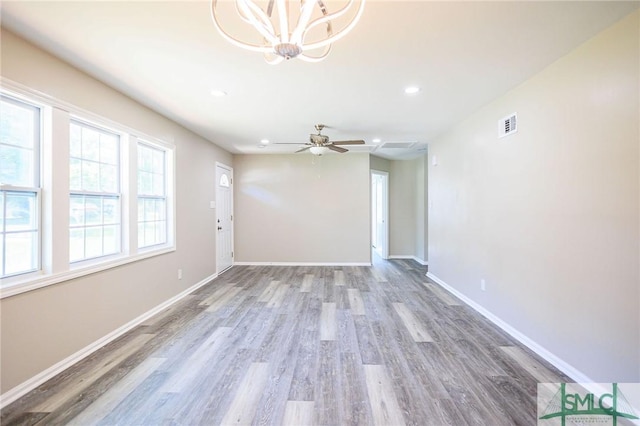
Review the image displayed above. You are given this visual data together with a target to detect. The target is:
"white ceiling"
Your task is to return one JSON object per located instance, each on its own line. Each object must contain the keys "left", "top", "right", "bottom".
{"left": 1, "top": 1, "right": 638, "bottom": 160}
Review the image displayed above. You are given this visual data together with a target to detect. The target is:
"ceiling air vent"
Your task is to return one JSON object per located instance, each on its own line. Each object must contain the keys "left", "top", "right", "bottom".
{"left": 499, "top": 113, "right": 517, "bottom": 138}
{"left": 380, "top": 142, "right": 416, "bottom": 149}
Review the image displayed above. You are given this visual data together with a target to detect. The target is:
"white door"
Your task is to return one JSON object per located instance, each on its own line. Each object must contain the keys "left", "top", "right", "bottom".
{"left": 371, "top": 170, "right": 389, "bottom": 259}
{"left": 216, "top": 163, "right": 233, "bottom": 273}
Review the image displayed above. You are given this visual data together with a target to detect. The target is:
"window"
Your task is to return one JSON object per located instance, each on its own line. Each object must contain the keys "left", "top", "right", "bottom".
{"left": 69, "top": 120, "right": 121, "bottom": 262}
{"left": 0, "top": 95, "right": 40, "bottom": 278}
{"left": 1, "top": 84, "right": 175, "bottom": 295}
{"left": 137, "top": 142, "right": 167, "bottom": 248}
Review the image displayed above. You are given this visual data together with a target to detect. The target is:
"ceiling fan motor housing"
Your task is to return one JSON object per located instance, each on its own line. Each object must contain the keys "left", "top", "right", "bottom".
{"left": 310, "top": 133, "right": 330, "bottom": 145}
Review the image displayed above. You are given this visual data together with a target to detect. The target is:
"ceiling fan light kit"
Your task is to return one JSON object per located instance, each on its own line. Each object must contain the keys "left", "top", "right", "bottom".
{"left": 210, "top": 0, "right": 366, "bottom": 64}
{"left": 309, "top": 146, "right": 329, "bottom": 156}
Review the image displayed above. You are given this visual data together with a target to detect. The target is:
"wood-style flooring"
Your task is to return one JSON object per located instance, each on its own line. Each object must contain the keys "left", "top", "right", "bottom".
{"left": 1, "top": 259, "right": 568, "bottom": 425}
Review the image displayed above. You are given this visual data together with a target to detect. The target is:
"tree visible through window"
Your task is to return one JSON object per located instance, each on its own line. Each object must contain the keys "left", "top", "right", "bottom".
{"left": 0, "top": 95, "right": 40, "bottom": 278}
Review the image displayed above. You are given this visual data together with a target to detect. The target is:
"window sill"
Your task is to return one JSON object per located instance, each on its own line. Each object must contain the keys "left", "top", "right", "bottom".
{"left": 0, "top": 246, "right": 175, "bottom": 299}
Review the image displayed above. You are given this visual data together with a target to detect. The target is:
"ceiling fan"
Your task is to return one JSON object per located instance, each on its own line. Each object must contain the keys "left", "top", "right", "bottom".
{"left": 277, "top": 124, "right": 365, "bottom": 155}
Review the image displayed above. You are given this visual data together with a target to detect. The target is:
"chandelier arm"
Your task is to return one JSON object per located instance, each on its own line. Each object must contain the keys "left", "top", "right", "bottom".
{"left": 210, "top": 0, "right": 275, "bottom": 52}
{"left": 302, "top": 0, "right": 365, "bottom": 51}
{"left": 304, "top": 0, "right": 354, "bottom": 32}
{"left": 297, "top": 44, "right": 332, "bottom": 62}
{"left": 290, "top": 0, "right": 317, "bottom": 45}
{"left": 233, "top": 0, "right": 271, "bottom": 33}
{"left": 276, "top": 0, "right": 290, "bottom": 43}
{"left": 236, "top": 0, "right": 279, "bottom": 45}
{"left": 266, "top": 0, "right": 275, "bottom": 17}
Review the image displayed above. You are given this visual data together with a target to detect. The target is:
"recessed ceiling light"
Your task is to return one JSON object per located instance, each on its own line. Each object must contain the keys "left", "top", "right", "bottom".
{"left": 210, "top": 89, "right": 227, "bottom": 97}
{"left": 372, "top": 138, "right": 381, "bottom": 143}
{"left": 404, "top": 86, "right": 420, "bottom": 95}
{"left": 260, "top": 139, "right": 270, "bottom": 145}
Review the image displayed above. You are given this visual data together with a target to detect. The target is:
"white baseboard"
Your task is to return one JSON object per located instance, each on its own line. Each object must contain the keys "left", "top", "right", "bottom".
{"left": 388, "top": 255, "right": 428, "bottom": 265}
{"left": 0, "top": 272, "right": 217, "bottom": 409}
{"left": 233, "top": 262, "right": 372, "bottom": 266}
{"left": 426, "top": 272, "right": 594, "bottom": 384}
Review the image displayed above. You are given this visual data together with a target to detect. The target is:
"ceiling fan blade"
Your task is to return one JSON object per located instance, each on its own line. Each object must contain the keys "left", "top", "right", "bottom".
{"left": 328, "top": 145, "right": 348, "bottom": 153}
{"left": 295, "top": 146, "right": 312, "bottom": 153}
{"left": 331, "top": 140, "right": 365, "bottom": 145}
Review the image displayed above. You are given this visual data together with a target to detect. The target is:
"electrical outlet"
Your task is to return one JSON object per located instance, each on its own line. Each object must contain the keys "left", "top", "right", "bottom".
{"left": 480, "top": 279, "right": 486, "bottom": 291}
{"left": 178, "top": 269, "right": 183, "bottom": 280}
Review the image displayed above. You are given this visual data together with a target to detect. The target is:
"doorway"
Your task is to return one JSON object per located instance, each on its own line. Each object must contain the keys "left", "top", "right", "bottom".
{"left": 371, "top": 170, "right": 389, "bottom": 259}
{"left": 216, "top": 163, "right": 234, "bottom": 274}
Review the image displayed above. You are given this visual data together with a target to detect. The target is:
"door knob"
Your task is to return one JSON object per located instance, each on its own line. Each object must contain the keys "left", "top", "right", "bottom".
{"left": 217, "top": 226, "right": 222, "bottom": 230}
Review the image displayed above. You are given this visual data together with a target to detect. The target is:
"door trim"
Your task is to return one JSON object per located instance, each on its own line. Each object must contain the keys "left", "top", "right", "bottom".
{"left": 216, "top": 162, "right": 234, "bottom": 274}
{"left": 371, "top": 169, "right": 389, "bottom": 260}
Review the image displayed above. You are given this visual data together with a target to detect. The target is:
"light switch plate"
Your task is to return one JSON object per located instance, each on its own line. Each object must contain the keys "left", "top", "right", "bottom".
{"left": 210, "top": 201, "right": 216, "bottom": 209}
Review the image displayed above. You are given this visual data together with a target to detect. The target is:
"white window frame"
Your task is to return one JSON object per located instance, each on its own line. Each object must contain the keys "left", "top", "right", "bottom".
{"left": 0, "top": 78, "right": 176, "bottom": 298}
{"left": 137, "top": 141, "right": 169, "bottom": 250}
{"left": 68, "top": 118, "right": 122, "bottom": 264}
{"left": 0, "top": 93, "right": 42, "bottom": 279}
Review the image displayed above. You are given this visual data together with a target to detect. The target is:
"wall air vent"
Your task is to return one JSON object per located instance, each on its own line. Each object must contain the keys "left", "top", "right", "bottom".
{"left": 499, "top": 113, "right": 517, "bottom": 138}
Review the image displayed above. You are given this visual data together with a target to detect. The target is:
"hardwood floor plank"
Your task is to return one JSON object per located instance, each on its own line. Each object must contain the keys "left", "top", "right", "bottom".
{"left": 288, "top": 329, "right": 319, "bottom": 402}
{"left": 353, "top": 314, "right": 383, "bottom": 365}
{"left": 340, "top": 352, "right": 374, "bottom": 425}
{"left": 220, "top": 362, "right": 271, "bottom": 426}
{"left": 320, "top": 302, "right": 337, "bottom": 341}
{"left": 363, "top": 364, "right": 406, "bottom": 426}
{"left": 32, "top": 333, "right": 155, "bottom": 413}
{"left": 500, "top": 346, "right": 564, "bottom": 383}
{"left": 347, "top": 288, "right": 366, "bottom": 315}
{"left": 282, "top": 401, "right": 314, "bottom": 426}
{"left": 423, "top": 282, "right": 461, "bottom": 306}
{"left": 253, "top": 309, "right": 303, "bottom": 425}
{"left": 160, "top": 326, "right": 232, "bottom": 393}
{"left": 258, "top": 280, "right": 281, "bottom": 302}
{"left": 300, "top": 273, "right": 314, "bottom": 293}
{"left": 205, "top": 286, "right": 243, "bottom": 313}
{"left": 142, "top": 295, "right": 196, "bottom": 326}
{"left": 334, "top": 269, "right": 346, "bottom": 286}
{"left": 67, "top": 357, "right": 166, "bottom": 425}
{"left": 314, "top": 340, "right": 342, "bottom": 425}
{"left": 336, "top": 308, "right": 361, "bottom": 356}
{"left": 177, "top": 348, "right": 255, "bottom": 424}
{"left": 392, "top": 302, "right": 433, "bottom": 342}
{"left": 266, "top": 283, "right": 290, "bottom": 308}
{"left": 199, "top": 283, "right": 234, "bottom": 306}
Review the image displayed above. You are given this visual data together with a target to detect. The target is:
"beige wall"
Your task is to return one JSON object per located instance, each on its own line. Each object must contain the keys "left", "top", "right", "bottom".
{"left": 388, "top": 157, "right": 428, "bottom": 262}
{"left": 371, "top": 154, "right": 428, "bottom": 263}
{"left": 1, "top": 29, "right": 232, "bottom": 393}
{"left": 233, "top": 154, "right": 371, "bottom": 264}
{"left": 428, "top": 11, "right": 639, "bottom": 381}
{"left": 370, "top": 155, "right": 390, "bottom": 172}
{"left": 414, "top": 156, "right": 428, "bottom": 262}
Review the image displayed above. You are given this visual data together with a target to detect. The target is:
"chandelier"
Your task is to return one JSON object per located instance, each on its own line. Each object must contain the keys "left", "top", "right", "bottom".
{"left": 210, "top": 0, "right": 366, "bottom": 64}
